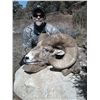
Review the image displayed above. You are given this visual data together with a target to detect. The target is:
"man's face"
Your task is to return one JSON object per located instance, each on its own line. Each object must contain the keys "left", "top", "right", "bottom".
{"left": 33, "top": 13, "right": 45, "bottom": 26}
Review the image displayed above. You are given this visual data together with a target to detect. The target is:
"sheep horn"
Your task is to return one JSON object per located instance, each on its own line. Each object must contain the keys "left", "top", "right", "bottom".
{"left": 48, "top": 33, "right": 78, "bottom": 70}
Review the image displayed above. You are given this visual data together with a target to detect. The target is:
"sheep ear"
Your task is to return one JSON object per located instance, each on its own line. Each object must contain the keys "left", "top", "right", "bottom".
{"left": 53, "top": 49, "right": 65, "bottom": 56}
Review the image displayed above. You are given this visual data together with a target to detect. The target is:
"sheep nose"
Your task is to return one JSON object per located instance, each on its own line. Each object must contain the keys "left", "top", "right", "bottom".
{"left": 19, "top": 56, "right": 29, "bottom": 66}
{"left": 25, "top": 56, "right": 29, "bottom": 60}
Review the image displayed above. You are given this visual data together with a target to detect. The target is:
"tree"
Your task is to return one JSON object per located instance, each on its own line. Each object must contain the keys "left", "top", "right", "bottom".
{"left": 13, "top": 1, "right": 22, "bottom": 13}
{"left": 13, "top": 1, "right": 23, "bottom": 19}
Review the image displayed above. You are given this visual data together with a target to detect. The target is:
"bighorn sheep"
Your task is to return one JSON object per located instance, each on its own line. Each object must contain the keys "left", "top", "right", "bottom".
{"left": 22, "top": 33, "right": 80, "bottom": 76}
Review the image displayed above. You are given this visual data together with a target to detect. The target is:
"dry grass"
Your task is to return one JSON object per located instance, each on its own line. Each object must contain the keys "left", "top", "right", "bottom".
{"left": 72, "top": 5, "right": 87, "bottom": 29}
{"left": 13, "top": 33, "right": 22, "bottom": 100}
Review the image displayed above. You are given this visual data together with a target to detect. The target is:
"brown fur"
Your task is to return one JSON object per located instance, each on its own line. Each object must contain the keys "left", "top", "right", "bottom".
{"left": 23, "top": 33, "right": 80, "bottom": 76}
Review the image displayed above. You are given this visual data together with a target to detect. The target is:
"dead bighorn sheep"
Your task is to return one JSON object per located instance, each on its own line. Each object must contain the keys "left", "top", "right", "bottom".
{"left": 22, "top": 33, "right": 80, "bottom": 76}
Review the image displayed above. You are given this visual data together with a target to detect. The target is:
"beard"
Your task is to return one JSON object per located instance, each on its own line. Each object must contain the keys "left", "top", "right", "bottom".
{"left": 35, "top": 21, "right": 43, "bottom": 26}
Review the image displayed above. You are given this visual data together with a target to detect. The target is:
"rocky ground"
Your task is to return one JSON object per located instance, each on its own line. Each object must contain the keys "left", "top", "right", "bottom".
{"left": 13, "top": 33, "right": 22, "bottom": 100}
{"left": 13, "top": 13, "right": 87, "bottom": 100}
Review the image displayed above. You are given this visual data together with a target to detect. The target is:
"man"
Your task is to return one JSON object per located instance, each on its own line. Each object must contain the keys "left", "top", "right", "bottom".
{"left": 22, "top": 5, "right": 61, "bottom": 54}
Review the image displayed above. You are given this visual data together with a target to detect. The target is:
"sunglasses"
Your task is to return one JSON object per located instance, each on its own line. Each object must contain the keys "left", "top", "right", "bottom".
{"left": 33, "top": 13, "right": 45, "bottom": 18}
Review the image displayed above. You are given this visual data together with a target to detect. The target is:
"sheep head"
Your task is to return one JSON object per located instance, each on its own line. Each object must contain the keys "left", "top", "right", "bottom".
{"left": 23, "top": 33, "right": 78, "bottom": 73}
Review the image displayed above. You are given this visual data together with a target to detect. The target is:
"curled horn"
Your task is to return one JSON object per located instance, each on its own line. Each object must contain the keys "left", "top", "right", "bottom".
{"left": 42, "top": 33, "right": 78, "bottom": 69}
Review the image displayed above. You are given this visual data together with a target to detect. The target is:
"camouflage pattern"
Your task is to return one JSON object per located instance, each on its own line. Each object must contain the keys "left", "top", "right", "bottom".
{"left": 22, "top": 23, "right": 61, "bottom": 52}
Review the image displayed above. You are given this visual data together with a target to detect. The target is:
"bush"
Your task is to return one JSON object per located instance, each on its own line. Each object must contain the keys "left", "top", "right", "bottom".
{"left": 75, "top": 74, "right": 87, "bottom": 100}
{"left": 73, "top": 5, "right": 87, "bottom": 29}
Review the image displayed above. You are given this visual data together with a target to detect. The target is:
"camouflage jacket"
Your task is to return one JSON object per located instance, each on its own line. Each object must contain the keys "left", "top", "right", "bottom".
{"left": 22, "top": 23, "right": 61, "bottom": 50}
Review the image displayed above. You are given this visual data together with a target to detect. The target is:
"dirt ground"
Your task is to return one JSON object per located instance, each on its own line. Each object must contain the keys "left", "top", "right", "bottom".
{"left": 13, "top": 33, "right": 22, "bottom": 80}
{"left": 13, "top": 33, "right": 23, "bottom": 100}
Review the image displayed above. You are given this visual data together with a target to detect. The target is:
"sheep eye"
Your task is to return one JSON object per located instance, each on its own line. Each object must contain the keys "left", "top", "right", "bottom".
{"left": 43, "top": 48, "right": 49, "bottom": 52}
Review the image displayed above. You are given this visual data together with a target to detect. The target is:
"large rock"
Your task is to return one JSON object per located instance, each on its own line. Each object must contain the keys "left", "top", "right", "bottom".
{"left": 14, "top": 66, "right": 85, "bottom": 100}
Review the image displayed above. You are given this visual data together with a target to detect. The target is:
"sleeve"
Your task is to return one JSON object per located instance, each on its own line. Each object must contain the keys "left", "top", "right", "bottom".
{"left": 52, "top": 26, "right": 61, "bottom": 34}
{"left": 22, "top": 27, "right": 33, "bottom": 49}
{"left": 46, "top": 24, "right": 61, "bottom": 35}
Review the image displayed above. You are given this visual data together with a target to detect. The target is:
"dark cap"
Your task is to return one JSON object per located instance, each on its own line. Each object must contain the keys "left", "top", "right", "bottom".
{"left": 32, "top": 5, "right": 45, "bottom": 18}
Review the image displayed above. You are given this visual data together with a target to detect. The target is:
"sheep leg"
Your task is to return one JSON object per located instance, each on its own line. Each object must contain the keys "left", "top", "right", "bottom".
{"left": 61, "top": 61, "right": 80, "bottom": 76}
{"left": 23, "top": 64, "right": 47, "bottom": 74}
{"left": 61, "top": 68, "right": 73, "bottom": 76}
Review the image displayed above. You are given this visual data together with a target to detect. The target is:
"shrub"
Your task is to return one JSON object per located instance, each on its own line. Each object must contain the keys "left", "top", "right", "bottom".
{"left": 73, "top": 5, "right": 87, "bottom": 29}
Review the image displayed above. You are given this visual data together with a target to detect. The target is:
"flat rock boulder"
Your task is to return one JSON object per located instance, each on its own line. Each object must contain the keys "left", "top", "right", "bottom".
{"left": 14, "top": 66, "right": 84, "bottom": 100}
